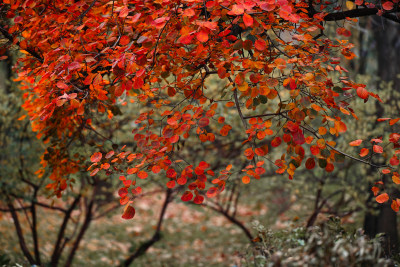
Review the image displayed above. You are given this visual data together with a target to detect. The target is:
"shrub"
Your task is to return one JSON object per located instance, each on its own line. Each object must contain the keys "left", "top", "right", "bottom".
{"left": 243, "top": 218, "right": 395, "bottom": 267}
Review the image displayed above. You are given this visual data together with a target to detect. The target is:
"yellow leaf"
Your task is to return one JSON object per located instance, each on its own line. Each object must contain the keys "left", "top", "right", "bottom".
{"left": 346, "top": 1, "right": 355, "bottom": 9}
{"left": 237, "top": 82, "right": 249, "bottom": 92}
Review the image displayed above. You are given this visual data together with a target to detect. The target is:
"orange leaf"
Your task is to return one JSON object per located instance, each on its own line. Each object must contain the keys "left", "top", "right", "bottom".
{"left": 119, "top": 6, "right": 129, "bottom": 18}
{"left": 390, "top": 118, "right": 400, "bottom": 125}
{"left": 349, "top": 139, "right": 362, "bottom": 146}
{"left": 152, "top": 165, "right": 161, "bottom": 173}
{"left": 105, "top": 151, "right": 114, "bottom": 159}
{"left": 391, "top": 199, "right": 399, "bottom": 212}
{"left": 318, "top": 127, "right": 327, "bottom": 135}
{"left": 371, "top": 186, "right": 379, "bottom": 196}
{"left": 359, "top": 148, "right": 369, "bottom": 157}
{"left": 242, "top": 175, "right": 250, "bottom": 184}
{"left": 392, "top": 174, "right": 400, "bottom": 184}
{"left": 120, "top": 196, "right": 129, "bottom": 205}
{"left": 244, "top": 148, "right": 254, "bottom": 160}
{"left": 376, "top": 193, "right": 389, "bottom": 203}
{"left": 127, "top": 168, "right": 138, "bottom": 175}
{"left": 137, "top": 171, "right": 148, "bottom": 179}
{"left": 356, "top": 87, "right": 368, "bottom": 99}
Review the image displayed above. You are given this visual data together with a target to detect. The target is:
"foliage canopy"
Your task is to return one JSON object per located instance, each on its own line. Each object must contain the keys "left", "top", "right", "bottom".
{"left": 1, "top": 0, "right": 400, "bottom": 219}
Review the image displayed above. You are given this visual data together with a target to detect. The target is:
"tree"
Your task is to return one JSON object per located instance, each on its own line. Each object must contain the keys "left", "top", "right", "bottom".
{"left": 1, "top": 0, "right": 400, "bottom": 235}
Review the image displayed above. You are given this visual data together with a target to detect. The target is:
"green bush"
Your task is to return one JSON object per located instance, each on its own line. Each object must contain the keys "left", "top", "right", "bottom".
{"left": 243, "top": 218, "right": 396, "bottom": 267}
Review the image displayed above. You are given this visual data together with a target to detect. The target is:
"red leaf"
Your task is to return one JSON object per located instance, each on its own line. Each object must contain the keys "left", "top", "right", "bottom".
{"left": 254, "top": 39, "right": 266, "bottom": 51}
{"left": 305, "top": 158, "right": 315, "bottom": 169}
{"left": 359, "top": 148, "right": 369, "bottom": 157}
{"left": 14, "top": 16, "right": 23, "bottom": 23}
{"left": 166, "top": 180, "right": 175, "bottom": 188}
{"left": 177, "top": 177, "right": 187, "bottom": 185}
{"left": 137, "top": 171, "right": 148, "bottom": 179}
{"left": 243, "top": 13, "right": 253, "bottom": 27}
{"left": 90, "top": 152, "right": 102, "bottom": 163}
{"left": 292, "top": 130, "right": 305, "bottom": 145}
{"left": 118, "top": 187, "right": 128, "bottom": 198}
{"left": 382, "top": 1, "right": 394, "bottom": 10}
{"left": 206, "top": 187, "right": 218, "bottom": 198}
{"left": 120, "top": 196, "right": 129, "bottom": 205}
{"left": 390, "top": 156, "right": 399, "bottom": 166}
{"left": 244, "top": 148, "right": 254, "bottom": 160}
{"left": 193, "top": 195, "right": 204, "bottom": 204}
{"left": 271, "top": 137, "right": 282, "bottom": 147}
{"left": 198, "top": 117, "right": 210, "bottom": 127}
{"left": 356, "top": 87, "right": 369, "bottom": 99}
{"left": 152, "top": 165, "right": 161, "bottom": 173}
{"left": 373, "top": 145, "right": 383, "bottom": 154}
{"left": 133, "top": 77, "right": 144, "bottom": 89}
{"left": 68, "top": 61, "right": 81, "bottom": 71}
{"left": 310, "top": 146, "right": 320, "bottom": 155}
{"left": 371, "top": 186, "right": 379, "bottom": 196}
{"left": 122, "top": 205, "right": 136, "bottom": 219}
{"left": 255, "top": 146, "right": 268, "bottom": 156}
{"left": 197, "top": 29, "right": 209, "bottom": 42}
{"left": 181, "top": 191, "right": 193, "bottom": 201}
{"left": 376, "top": 193, "right": 389, "bottom": 203}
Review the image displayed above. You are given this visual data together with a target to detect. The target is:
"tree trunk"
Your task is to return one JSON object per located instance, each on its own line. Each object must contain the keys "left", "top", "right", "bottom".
{"left": 363, "top": 16, "right": 400, "bottom": 255}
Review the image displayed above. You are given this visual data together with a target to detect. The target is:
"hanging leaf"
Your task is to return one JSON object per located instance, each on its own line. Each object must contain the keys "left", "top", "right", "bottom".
{"left": 122, "top": 205, "right": 136, "bottom": 219}
{"left": 376, "top": 193, "right": 389, "bottom": 203}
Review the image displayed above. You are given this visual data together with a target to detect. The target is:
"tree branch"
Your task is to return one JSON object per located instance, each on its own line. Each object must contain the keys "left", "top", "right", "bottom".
{"left": 204, "top": 202, "right": 254, "bottom": 241}
{"left": 31, "top": 189, "right": 41, "bottom": 265}
{"left": 75, "top": 0, "right": 98, "bottom": 24}
{"left": 6, "top": 202, "right": 36, "bottom": 265}
{"left": 122, "top": 189, "right": 172, "bottom": 267}
{"left": 63, "top": 197, "right": 94, "bottom": 267}
{"left": 281, "top": 114, "right": 389, "bottom": 169}
{"left": 50, "top": 195, "right": 81, "bottom": 267}
{"left": 323, "top": 7, "right": 400, "bottom": 23}
{"left": 0, "top": 25, "right": 44, "bottom": 63}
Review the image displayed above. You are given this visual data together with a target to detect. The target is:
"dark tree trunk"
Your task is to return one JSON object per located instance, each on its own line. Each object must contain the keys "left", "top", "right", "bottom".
{"left": 363, "top": 16, "right": 400, "bottom": 255}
